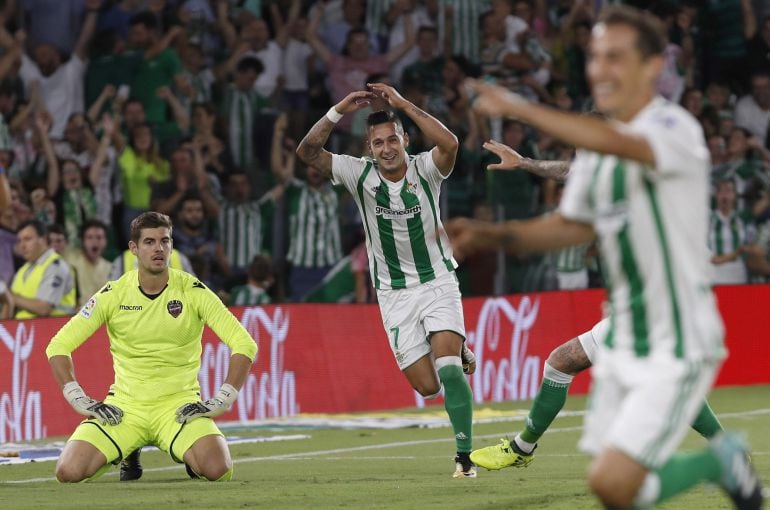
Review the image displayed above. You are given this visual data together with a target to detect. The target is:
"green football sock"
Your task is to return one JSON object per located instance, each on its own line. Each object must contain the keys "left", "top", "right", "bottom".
{"left": 520, "top": 378, "right": 570, "bottom": 444}
{"left": 642, "top": 451, "right": 721, "bottom": 506}
{"left": 437, "top": 363, "right": 473, "bottom": 453}
{"left": 690, "top": 401, "right": 723, "bottom": 439}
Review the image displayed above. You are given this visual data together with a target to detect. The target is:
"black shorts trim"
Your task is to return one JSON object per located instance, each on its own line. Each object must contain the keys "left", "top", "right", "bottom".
{"left": 82, "top": 420, "right": 123, "bottom": 464}
{"left": 169, "top": 422, "right": 187, "bottom": 463}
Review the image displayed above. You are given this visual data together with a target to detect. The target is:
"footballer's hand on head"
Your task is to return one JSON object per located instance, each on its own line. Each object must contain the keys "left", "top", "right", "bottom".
{"left": 63, "top": 381, "right": 123, "bottom": 426}
{"left": 367, "top": 82, "right": 410, "bottom": 110}
{"left": 175, "top": 384, "right": 238, "bottom": 424}
{"left": 334, "top": 91, "right": 377, "bottom": 115}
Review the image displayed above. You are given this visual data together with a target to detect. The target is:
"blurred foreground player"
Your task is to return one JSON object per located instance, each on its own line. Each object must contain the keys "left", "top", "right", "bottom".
{"left": 449, "top": 6, "right": 763, "bottom": 508}
{"left": 470, "top": 144, "right": 724, "bottom": 472}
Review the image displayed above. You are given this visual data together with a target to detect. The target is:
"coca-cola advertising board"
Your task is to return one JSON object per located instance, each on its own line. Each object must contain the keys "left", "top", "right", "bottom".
{"left": 2, "top": 286, "right": 768, "bottom": 442}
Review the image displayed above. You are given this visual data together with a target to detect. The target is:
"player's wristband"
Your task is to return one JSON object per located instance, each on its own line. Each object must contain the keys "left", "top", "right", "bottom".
{"left": 0, "top": 165, "right": 6, "bottom": 175}
{"left": 62, "top": 381, "right": 86, "bottom": 403}
{"left": 216, "top": 383, "right": 238, "bottom": 408}
{"left": 325, "top": 107, "right": 343, "bottom": 124}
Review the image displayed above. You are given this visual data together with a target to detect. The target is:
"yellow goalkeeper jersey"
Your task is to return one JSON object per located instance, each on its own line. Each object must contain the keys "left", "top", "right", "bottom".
{"left": 46, "top": 268, "right": 258, "bottom": 402}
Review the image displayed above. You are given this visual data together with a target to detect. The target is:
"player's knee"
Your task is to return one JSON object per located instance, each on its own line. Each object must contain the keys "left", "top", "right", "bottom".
{"left": 587, "top": 463, "right": 636, "bottom": 509}
{"left": 421, "top": 384, "right": 443, "bottom": 400}
{"left": 200, "top": 458, "right": 233, "bottom": 482}
{"left": 546, "top": 339, "right": 589, "bottom": 376}
{"left": 545, "top": 346, "right": 572, "bottom": 373}
{"left": 414, "top": 383, "right": 442, "bottom": 398}
{"left": 55, "top": 463, "right": 87, "bottom": 483}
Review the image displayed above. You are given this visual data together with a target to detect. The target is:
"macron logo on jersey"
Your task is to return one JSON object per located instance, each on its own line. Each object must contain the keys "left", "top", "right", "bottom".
{"left": 375, "top": 205, "right": 422, "bottom": 220}
{"left": 119, "top": 304, "right": 143, "bottom": 311}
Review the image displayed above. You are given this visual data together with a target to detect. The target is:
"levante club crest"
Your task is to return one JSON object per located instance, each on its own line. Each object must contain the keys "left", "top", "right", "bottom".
{"left": 167, "top": 300, "right": 183, "bottom": 318}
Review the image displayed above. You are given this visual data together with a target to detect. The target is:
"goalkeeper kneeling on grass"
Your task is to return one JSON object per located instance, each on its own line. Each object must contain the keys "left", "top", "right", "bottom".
{"left": 46, "top": 212, "right": 258, "bottom": 483}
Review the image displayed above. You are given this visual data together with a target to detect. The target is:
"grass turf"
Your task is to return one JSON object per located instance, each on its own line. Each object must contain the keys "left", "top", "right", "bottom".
{"left": 1, "top": 385, "right": 768, "bottom": 510}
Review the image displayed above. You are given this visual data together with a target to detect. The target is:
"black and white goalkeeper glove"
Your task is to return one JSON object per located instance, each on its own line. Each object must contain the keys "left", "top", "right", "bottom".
{"left": 175, "top": 384, "right": 238, "bottom": 424}
{"left": 63, "top": 381, "right": 124, "bottom": 426}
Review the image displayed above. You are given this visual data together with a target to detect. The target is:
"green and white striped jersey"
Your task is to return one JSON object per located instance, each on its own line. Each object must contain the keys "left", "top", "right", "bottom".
{"left": 436, "top": 0, "right": 491, "bottom": 63}
{"left": 222, "top": 85, "right": 265, "bottom": 170}
{"left": 219, "top": 196, "right": 273, "bottom": 270}
{"left": 560, "top": 97, "right": 724, "bottom": 361}
{"left": 366, "top": 0, "right": 393, "bottom": 37}
{"left": 286, "top": 179, "right": 343, "bottom": 268}
{"left": 708, "top": 209, "right": 754, "bottom": 284}
{"left": 556, "top": 243, "right": 590, "bottom": 273}
{"left": 229, "top": 284, "right": 271, "bottom": 306}
{"left": 708, "top": 209, "right": 755, "bottom": 256}
{"left": 331, "top": 151, "right": 457, "bottom": 290}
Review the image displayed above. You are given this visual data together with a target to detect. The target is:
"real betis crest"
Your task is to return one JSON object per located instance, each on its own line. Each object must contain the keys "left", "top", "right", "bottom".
{"left": 167, "top": 299, "right": 183, "bottom": 318}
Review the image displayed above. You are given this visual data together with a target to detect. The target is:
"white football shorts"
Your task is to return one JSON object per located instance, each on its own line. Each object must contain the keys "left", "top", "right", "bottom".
{"left": 579, "top": 347, "right": 719, "bottom": 469}
{"left": 576, "top": 317, "right": 611, "bottom": 363}
{"left": 376, "top": 271, "right": 466, "bottom": 370}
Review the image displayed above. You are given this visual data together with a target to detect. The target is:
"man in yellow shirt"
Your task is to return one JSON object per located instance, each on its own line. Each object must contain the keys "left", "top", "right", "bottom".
{"left": 10, "top": 220, "right": 76, "bottom": 318}
{"left": 46, "top": 212, "right": 257, "bottom": 482}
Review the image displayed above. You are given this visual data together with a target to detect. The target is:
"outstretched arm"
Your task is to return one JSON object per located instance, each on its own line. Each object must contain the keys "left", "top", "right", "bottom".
{"left": 74, "top": 0, "right": 100, "bottom": 60}
{"left": 271, "top": 113, "right": 296, "bottom": 183}
{"left": 483, "top": 139, "right": 571, "bottom": 182}
{"left": 384, "top": 9, "right": 416, "bottom": 65}
{"left": 296, "top": 90, "right": 375, "bottom": 178}
{"left": 87, "top": 85, "right": 116, "bottom": 124}
{"left": 446, "top": 212, "right": 595, "bottom": 260}
{"left": 88, "top": 114, "right": 115, "bottom": 188}
{"left": 157, "top": 86, "right": 190, "bottom": 133}
{"left": 305, "top": 6, "right": 333, "bottom": 66}
{"left": 368, "top": 82, "right": 458, "bottom": 175}
{"left": 467, "top": 79, "right": 655, "bottom": 167}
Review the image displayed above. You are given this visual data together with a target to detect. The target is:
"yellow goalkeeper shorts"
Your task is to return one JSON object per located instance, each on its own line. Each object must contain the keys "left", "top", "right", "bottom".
{"left": 68, "top": 390, "right": 224, "bottom": 464}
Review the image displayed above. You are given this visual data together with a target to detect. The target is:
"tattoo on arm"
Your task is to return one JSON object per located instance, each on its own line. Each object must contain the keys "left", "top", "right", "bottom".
{"left": 296, "top": 116, "right": 335, "bottom": 177}
{"left": 527, "top": 160, "right": 571, "bottom": 182}
{"left": 408, "top": 104, "right": 429, "bottom": 119}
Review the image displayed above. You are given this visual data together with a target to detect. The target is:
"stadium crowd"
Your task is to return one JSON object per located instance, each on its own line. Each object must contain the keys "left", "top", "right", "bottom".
{"left": 0, "top": 0, "right": 769, "bottom": 313}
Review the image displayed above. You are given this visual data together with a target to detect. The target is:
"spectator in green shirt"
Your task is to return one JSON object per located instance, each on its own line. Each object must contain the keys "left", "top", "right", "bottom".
{"left": 127, "top": 12, "right": 185, "bottom": 146}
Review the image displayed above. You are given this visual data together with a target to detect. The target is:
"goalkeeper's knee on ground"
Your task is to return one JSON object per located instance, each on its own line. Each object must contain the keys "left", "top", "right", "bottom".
{"left": 213, "top": 466, "right": 233, "bottom": 482}
{"left": 71, "top": 463, "right": 111, "bottom": 483}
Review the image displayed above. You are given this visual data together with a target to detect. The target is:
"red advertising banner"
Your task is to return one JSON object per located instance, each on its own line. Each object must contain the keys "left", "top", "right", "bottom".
{"left": 1, "top": 286, "right": 769, "bottom": 443}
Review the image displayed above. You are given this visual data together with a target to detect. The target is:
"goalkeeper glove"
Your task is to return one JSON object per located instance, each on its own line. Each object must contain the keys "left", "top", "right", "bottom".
{"left": 63, "top": 381, "right": 123, "bottom": 426}
{"left": 175, "top": 384, "right": 238, "bottom": 424}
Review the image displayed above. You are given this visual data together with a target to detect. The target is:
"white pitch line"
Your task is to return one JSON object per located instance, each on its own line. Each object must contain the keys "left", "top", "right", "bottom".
{"left": 2, "top": 407, "right": 768, "bottom": 485}
{"left": 0, "top": 426, "right": 582, "bottom": 484}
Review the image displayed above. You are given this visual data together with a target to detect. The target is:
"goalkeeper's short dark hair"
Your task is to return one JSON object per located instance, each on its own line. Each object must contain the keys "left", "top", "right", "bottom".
{"left": 130, "top": 212, "right": 173, "bottom": 243}
{"left": 366, "top": 110, "right": 403, "bottom": 134}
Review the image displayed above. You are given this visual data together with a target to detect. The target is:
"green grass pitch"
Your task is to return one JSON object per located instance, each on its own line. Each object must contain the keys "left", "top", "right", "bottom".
{"left": 2, "top": 385, "right": 768, "bottom": 509}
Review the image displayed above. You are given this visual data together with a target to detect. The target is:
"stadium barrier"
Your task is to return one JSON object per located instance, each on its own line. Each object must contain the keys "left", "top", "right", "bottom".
{"left": 1, "top": 285, "right": 769, "bottom": 442}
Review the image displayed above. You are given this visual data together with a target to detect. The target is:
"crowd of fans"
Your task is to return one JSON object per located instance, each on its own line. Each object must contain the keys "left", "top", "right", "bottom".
{"left": 0, "top": 0, "right": 769, "bottom": 315}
